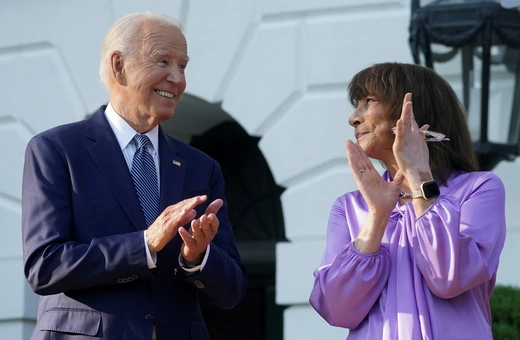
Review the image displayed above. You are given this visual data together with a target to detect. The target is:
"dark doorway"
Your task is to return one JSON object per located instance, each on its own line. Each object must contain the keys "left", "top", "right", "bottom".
{"left": 191, "top": 121, "right": 287, "bottom": 340}
{"left": 162, "top": 95, "right": 287, "bottom": 340}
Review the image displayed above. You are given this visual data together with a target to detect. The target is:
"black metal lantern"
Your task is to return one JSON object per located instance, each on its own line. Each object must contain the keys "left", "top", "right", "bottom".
{"left": 409, "top": 0, "right": 520, "bottom": 170}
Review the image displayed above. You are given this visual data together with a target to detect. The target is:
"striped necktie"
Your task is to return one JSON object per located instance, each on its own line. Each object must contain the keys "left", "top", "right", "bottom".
{"left": 131, "top": 134, "right": 160, "bottom": 227}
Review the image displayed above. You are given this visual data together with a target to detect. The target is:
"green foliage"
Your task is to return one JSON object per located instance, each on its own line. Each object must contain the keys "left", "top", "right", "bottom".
{"left": 491, "top": 285, "right": 520, "bottom": 340}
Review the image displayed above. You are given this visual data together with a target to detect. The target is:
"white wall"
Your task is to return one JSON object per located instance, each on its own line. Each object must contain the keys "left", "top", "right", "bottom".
{"left": 1, "top": 1, "right": 518, "bottom": 339}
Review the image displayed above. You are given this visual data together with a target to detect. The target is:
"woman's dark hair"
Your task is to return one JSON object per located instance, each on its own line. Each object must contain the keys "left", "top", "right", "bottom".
{"left": 347, "top": 62, "right": 479, "bottom": 184}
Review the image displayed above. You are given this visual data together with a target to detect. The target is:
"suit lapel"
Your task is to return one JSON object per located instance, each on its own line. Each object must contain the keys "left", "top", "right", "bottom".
{"left": 86, "top": 107, "right": 147, "bottom": 230}
{"left": 158, "top": 127, "right": 186, "bottom": 210}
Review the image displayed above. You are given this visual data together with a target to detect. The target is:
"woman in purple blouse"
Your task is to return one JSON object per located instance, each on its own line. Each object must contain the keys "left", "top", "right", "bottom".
{"left": 309, "top": 63, "right": 506, "bottom": 339}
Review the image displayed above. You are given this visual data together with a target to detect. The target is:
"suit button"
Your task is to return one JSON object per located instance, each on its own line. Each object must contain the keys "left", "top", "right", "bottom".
{"left": 193, "top": 280, "right": 206, "bottom": 289}
{"left": 144, "top": 314, "right": 154, "bottom": 322}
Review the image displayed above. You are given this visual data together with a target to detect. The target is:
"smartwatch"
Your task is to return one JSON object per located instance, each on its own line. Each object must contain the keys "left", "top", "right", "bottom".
{"left": 412, "top": 180, "right": 440, "bottom": 200}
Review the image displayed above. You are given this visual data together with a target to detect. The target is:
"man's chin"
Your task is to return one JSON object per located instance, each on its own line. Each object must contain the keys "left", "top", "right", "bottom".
{"left": 154, "top": 109, "right": 176, "bottom": 123}
{"left": 152, "top": 101, "right": 177, "bottom": 114}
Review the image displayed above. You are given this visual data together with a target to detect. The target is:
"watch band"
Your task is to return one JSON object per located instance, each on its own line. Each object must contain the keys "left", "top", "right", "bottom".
{"left": 411, "top": 189, "right": 423, "bottom": 199}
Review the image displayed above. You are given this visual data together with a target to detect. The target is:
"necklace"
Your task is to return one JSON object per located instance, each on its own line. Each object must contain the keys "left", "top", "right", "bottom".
{"left": 399, "top": 191, "right": 413, "bottom": 199}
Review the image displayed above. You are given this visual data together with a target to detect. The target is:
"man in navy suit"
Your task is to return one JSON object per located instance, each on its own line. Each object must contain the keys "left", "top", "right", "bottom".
{"left": 22, "top": 11, "right": 247, "bottom": 340}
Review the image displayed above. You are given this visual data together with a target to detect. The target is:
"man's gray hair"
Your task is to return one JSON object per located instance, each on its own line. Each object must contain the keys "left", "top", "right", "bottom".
{"left": 99, "top": 11, "right": 182, "bottom": 88}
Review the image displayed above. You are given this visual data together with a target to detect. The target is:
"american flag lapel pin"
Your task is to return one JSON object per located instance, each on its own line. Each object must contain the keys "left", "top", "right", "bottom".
{"left": 172, "top": 160, "right": 181, "bottom": 167}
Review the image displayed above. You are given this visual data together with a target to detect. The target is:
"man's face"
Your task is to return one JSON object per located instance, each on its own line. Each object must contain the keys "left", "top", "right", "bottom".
{"left": 120, "top": 21, "right": 188, "bottom": 127}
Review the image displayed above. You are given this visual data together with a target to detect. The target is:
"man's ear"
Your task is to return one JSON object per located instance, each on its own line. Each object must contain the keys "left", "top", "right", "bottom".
{"left": 110, "top": 51, "right": 127, "bottom": 86}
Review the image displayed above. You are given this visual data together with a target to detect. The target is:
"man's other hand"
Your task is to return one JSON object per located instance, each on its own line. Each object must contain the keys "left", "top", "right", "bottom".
{"left": 179, "top": 199, "right": 224, "bottom": 265}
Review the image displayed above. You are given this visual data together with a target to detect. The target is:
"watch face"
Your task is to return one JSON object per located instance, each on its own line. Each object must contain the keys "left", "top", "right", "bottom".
{"left": 422, "top": 180, "right": 440, "bottom": 199}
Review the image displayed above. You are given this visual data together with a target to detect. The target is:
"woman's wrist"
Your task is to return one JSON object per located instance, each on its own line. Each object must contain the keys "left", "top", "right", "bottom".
{"left": 406, "top": 169, "right": 434, "bottom": 191}
{"left": 355, "top": 211, "right": 390, "bottom": 254}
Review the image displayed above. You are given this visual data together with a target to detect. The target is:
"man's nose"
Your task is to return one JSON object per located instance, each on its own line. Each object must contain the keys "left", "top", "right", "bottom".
{"left": 166, "top": 67, "right": 185, "bottom": 84}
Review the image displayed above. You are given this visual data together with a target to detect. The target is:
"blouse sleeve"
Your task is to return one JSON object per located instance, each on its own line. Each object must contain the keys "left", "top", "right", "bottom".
{"left": 309, "top": 196, "right": 391, "bottom": 329}
{"left": 411, "top": 172, "right": 506, "bottom": 299}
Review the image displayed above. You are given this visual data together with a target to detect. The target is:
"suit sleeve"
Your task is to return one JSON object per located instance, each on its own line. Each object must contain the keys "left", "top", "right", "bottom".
{"left": 183, "top": 160, "right": 248, "bottom": 310}
{"left": 22, "top": 135, "right": 152, "bottom": 296}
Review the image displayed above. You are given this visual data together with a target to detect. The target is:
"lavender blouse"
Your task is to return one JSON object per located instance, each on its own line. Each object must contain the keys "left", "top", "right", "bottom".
{"left": 310, "top": 171, "right": 506, "bottom": 340}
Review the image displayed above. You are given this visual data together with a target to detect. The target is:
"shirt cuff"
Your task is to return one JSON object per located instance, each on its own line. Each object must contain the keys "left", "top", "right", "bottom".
{"left": 144, "top": 230, "right": 157, "bottom": 269}
{"left": 178, "top": 244, "right": 211, "bottom": 273}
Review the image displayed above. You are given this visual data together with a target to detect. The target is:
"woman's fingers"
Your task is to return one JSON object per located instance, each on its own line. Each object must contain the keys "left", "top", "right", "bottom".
{"left": 346, "top": 140, "right": 372, "bottom": 175}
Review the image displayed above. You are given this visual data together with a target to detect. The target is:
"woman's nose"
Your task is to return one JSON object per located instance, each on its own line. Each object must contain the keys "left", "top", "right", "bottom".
{"left": 349, "top": 110, "right": 362, "bottom": 127}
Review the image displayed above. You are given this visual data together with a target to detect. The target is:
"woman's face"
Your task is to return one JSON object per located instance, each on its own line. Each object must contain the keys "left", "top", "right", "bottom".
{"left": 348, "top": 96, "right": 396, "bottom": 162}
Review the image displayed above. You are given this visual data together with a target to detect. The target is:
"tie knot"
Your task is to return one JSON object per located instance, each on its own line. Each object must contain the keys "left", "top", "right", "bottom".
{"left": 134, "top": 134, "right": 151, "bottom": 150}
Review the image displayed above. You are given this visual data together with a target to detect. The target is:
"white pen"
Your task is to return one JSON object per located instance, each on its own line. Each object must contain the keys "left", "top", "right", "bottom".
{"left": 391, "top": 127, "right": 450, "bottom": 142}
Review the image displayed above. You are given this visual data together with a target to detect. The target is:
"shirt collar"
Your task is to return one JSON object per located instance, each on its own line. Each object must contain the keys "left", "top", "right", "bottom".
{"left": 104, "top": 102, "right": 160, "bottom": 152}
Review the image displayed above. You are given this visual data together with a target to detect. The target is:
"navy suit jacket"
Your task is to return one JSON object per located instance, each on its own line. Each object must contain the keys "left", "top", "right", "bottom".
{"left": 22, "top": 106, "right": 248, "bottom": 340}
